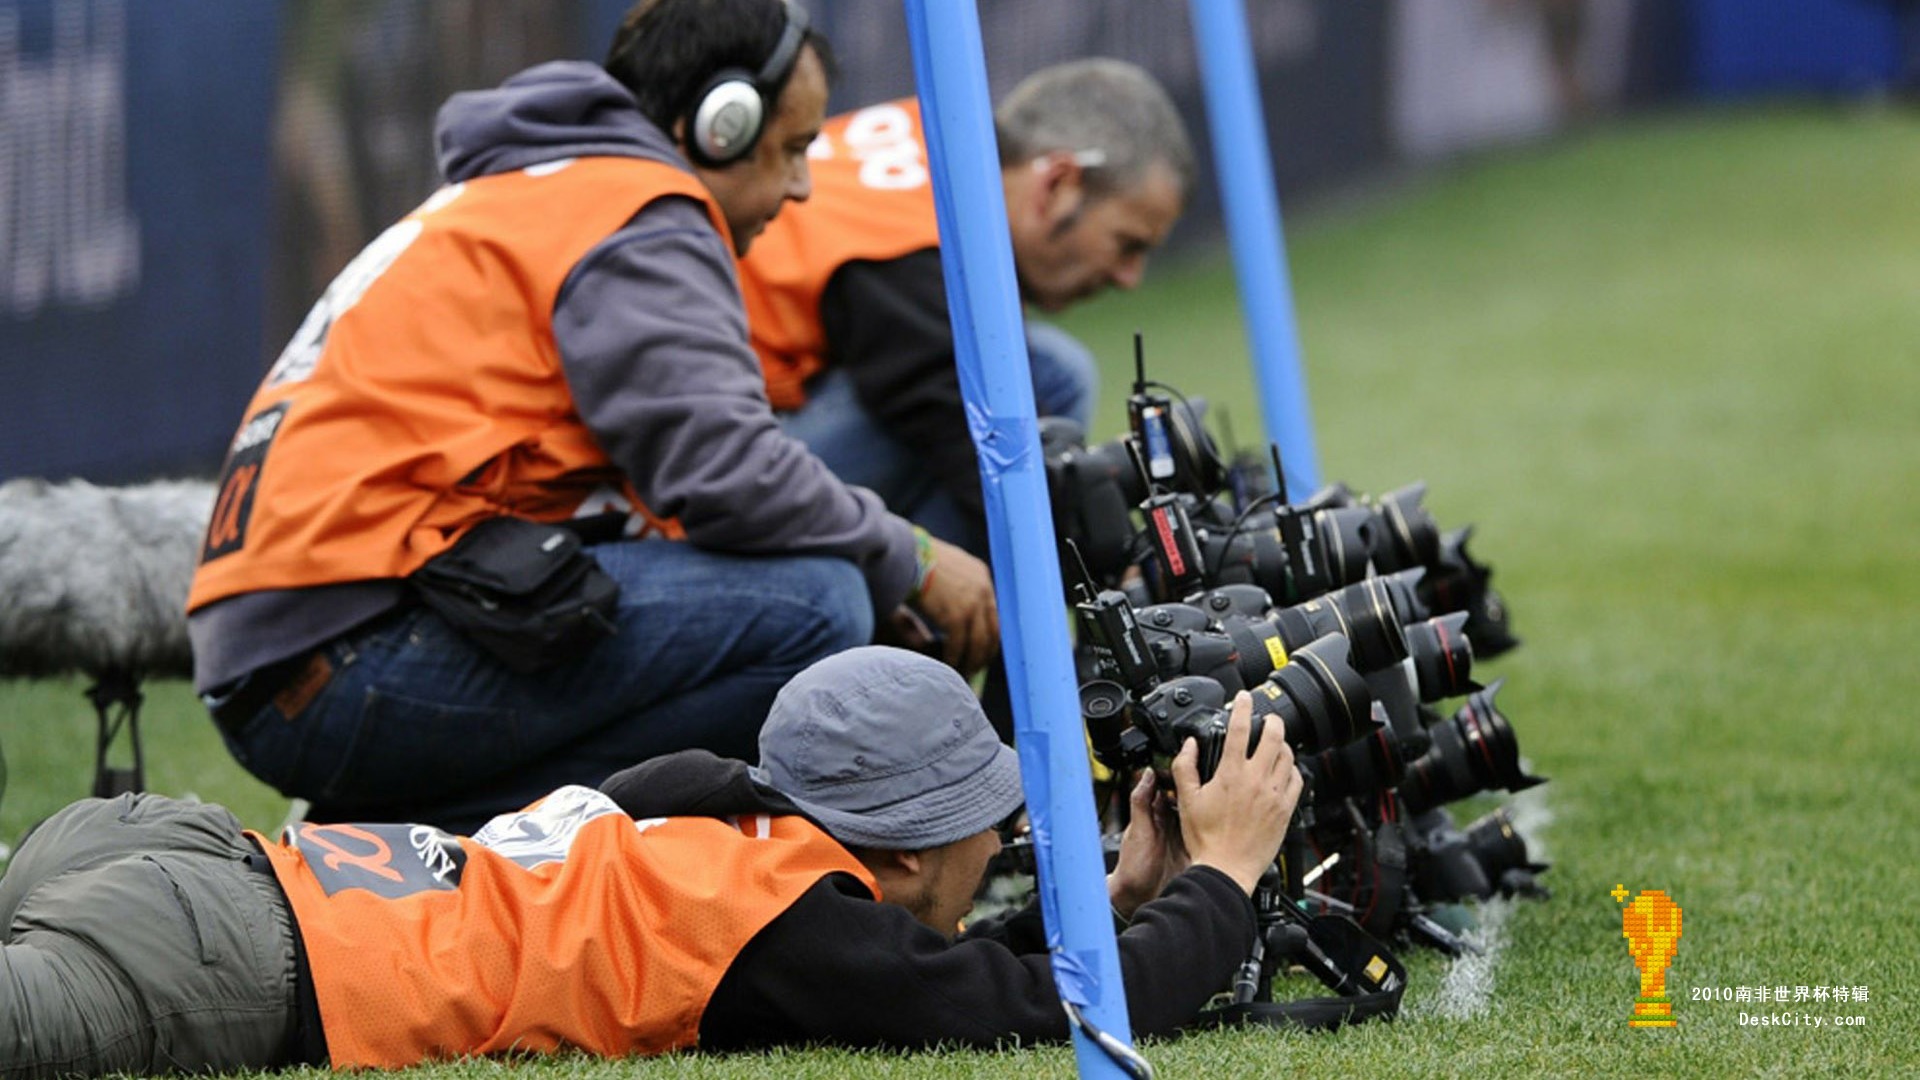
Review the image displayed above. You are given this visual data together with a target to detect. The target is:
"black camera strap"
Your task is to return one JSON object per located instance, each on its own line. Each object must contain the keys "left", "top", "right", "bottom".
{"left": 1193, "top": 909, "right": 1409, "bottom": 1033}
{"left": 1196, "top": 987, "right": 1404, "bottom": 1032}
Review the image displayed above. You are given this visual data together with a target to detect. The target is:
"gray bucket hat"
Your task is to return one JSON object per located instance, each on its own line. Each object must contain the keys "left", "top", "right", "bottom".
{"left": 749, "top": 646, "right": 1024, "bottom": 850}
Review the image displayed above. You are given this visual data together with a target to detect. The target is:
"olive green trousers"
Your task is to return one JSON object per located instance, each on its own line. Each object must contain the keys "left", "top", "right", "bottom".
{"left": 0, "top": 794, "right": 300, "bottom": 1078}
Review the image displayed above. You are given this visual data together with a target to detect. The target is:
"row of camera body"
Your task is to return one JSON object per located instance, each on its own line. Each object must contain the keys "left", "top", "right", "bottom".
{"left": 1040, "top": 372, "right": 1547, "bottom": 952}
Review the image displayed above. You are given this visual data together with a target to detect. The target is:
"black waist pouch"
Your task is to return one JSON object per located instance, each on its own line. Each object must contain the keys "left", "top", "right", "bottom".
{"left": 409, "top": 516, "right": 619, "bottom": 673}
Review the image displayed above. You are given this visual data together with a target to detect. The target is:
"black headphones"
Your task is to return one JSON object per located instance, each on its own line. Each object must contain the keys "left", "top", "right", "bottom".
{"left": 685, "top": 0, "right": 810, "bottom": 167}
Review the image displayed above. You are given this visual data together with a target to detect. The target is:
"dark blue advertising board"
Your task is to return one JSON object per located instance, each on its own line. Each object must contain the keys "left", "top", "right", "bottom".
{"left": 1, "top": 0, "right": 280, "bottom": 482}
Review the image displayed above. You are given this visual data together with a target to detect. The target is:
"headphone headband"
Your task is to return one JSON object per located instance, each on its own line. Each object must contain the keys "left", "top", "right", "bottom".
{"left": 752, "top": 1, "right": 809, "bottom": 98}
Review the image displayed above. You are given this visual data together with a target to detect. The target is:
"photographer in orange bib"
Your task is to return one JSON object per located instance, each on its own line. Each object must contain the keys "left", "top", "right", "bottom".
{"left": 186, "top": 0, "right": 997, "bottom": 834}
{"left": 738, "top": 59, "right": 1193, "bottom": 561}
{"left": 0, "top": 647, "right": 1300, "bottom": 1074}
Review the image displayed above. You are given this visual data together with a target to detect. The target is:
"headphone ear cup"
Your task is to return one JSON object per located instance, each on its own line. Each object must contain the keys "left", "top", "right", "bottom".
{"left": 687, "top": 71, "right": 765, "bottom": 167}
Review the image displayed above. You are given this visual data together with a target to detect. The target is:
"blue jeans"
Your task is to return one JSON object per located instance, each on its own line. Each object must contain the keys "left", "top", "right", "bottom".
{"left": 780, "top": 321, "right": 1098, "bottom": 557}
{"left": 217, "top": 541, "right": 871, "bottom": 833}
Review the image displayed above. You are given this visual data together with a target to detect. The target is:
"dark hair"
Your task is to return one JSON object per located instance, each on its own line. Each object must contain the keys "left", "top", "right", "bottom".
{"left": 604, "top": 0, "right": 835, "bottom": 135}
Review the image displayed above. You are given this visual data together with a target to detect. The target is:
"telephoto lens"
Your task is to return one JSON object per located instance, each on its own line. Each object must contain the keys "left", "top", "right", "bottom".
{"left": 1245, "top": 633, "right": 1375, "bottom": 755}
{"left": 1222, "top": 574, "right": 1412, "bottom": 688}
{"left": 1403, "top": 610, "right": 1475, "bottom": 702}
{"left": 1297, "top": 707, "right": 1413, "bottom": 805}
{"left": 1373, "top": 566, "right": 1432, "bottom": 625}
{"left": 1422, "top": 525, "right": 1520, "bottom": 658}
{"left": 1399, "top": 678, "right": 1545, "bottom": 817}
{"left": 1413, "top": 805, "right": 1551, "bottom": 903}
{"left": 1366, "top": 482, "right": 1442, "bottom": 574}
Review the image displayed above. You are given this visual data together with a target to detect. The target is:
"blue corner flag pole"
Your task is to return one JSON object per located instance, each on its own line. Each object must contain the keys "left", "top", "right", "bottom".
{"left": 902, "top": 2, "right": 1139, "bottom": 1077}
{"left": 1190, "top": 0, "right": 1322, "bottom": 500}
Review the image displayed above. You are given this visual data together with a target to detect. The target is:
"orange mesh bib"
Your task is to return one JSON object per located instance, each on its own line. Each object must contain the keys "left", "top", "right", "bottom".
{"left": 191, "top": 158, "right": 729, "bottom": 611}
{"left": 256, "top": 787, "right": 876, "bottom": 1068}
{"left": 738, "top": 99, "right": 942, "bottom": 410}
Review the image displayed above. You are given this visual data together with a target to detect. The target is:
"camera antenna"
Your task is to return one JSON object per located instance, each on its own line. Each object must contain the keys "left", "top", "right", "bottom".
{"left": 1132, "top": 331, "right": 1148, "bottom": 394}
{"left": 1064, "top": 539, "right": 1101, "bottom": 604}
{"left": 1269, "top": 442, "right": 1288, "bottom": 502}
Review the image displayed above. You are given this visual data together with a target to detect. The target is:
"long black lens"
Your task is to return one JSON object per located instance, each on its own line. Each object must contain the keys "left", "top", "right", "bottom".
{"left": 1371, "top": 482, "right": 1441, "bottom": 572}
{"left": 1324, "top": 577, "right": 1410, "bottom": 672}
{"left": 1249, "top": 633, "right": 1374, "bottom": 754}
{"left": 1399, "top": 678, "right": 1545, "bottom": 816}
{"left": 1299, "top": 723, "right": 1405, "bottom": 804}
{"left": 1405, "top": 610, "right": 1474, "bottom": 702}
{"left": 1425, "top": 525, "right": 1521, "bottom": 658}
{"left": 1262, "top": 576, "right": 1408, "bottom": 675}
{"left": 1374, "top": 566, "right": 1431, "bottom": 625}
{"left": 1308, "top": 505, "right": 1375, "bottom": 593}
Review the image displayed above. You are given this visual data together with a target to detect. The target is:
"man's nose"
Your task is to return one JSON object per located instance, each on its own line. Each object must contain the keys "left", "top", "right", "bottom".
{"left": 1110, "top": 253, "right": 1147, "bottom": 290}
{"left": 787, "top": 159, "right": 813, "bottom": 203}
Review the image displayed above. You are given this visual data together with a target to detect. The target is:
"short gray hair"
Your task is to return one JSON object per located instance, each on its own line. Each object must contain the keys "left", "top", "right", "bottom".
{"left": 995, "top": 59, "right": 1195, "bottom": 206}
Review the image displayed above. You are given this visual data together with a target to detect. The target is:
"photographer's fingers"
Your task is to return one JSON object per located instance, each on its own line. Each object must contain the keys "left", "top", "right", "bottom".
{"left": 920, "top": 539, "right": 999, "bottom": 675}
{"left": 1109, "top": 770, "right": 1171, "bottom": 918}
{"left": 1176, "top": 694, "right": 1293, "bottom": 895}
{"left": 964, "top": 589, "right": 999, "bottom": 673}
{"left": 881, "top": 606, "right": 935, "bottom": 650}
{"left": 944, "top": 601, "right": 995, "bottom": 675}
{"left": 1277, "top": 754, "right": 1304, "bottom": 820}
{"left": 1129, "top": 768, "right": 1156, "bottom": 817}
{"left": 1169, "top": 737, "right": 1202, "bottom": 807}
{"left": 1224, "top": 690, "right": 1292, "bottom": 787}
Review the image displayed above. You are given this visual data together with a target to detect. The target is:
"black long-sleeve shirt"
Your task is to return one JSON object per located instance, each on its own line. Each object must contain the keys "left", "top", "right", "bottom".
{"left": 700, "top": 865, "right": 1253, "bottom": 1049}
{"left": 821, "top": 250, "right": 991, "bottom": 523}
{"left": 597, "top": 752, "right": 1256, "bottom": 1050}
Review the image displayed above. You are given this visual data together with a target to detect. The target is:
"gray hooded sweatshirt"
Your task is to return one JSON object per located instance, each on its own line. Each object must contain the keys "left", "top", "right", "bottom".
{"left": 191, "top": 62, "right": 915, "bottom": 692}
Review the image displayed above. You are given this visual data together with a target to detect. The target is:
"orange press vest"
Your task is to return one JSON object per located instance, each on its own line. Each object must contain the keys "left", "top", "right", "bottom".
{"left": 254, "top": 786, "right": 877, "bottom": 1068}
{"left": 738, "top": 99, "right": 943, "bottom": 411}
{"left": 189, "top": 157, "right": 729, "bottom": 612}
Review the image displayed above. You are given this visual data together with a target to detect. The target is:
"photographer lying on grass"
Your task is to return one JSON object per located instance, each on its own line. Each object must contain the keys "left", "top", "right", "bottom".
{"left": 0, "top": 648, "right": 1298, "bottom": 1074}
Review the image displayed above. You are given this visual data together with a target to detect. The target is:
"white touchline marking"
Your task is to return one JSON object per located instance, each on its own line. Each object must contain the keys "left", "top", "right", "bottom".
{"left": 1424, "top": 785, "right": 1553, "bottom": 1021}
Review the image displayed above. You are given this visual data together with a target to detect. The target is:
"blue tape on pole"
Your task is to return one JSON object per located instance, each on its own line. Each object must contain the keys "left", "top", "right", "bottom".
{"left": 1189, "top": 0, "right": 1322, "bottom": 500}
{"left": 966, "top": 405, "right": 1037, "bottom": 474}
{"left": 901, "top": 0, "right": 1136, "bottom": 1072}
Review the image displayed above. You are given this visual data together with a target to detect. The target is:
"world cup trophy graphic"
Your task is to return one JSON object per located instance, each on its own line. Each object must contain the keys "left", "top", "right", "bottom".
{"left": 1617, "top": 886, "right": 1682, "bottom": 1027}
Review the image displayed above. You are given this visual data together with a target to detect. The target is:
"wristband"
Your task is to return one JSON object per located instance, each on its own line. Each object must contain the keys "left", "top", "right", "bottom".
{"left": 908, "top": 525, "right": 937, "bottom": 603}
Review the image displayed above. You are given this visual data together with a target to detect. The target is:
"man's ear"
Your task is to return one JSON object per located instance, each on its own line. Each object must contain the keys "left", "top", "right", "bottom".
{"left": 852, "top": 845, "right": 924, "bottom": 878}
{"left": 1030, "top": 152, "right": 1087, "bottom": 229}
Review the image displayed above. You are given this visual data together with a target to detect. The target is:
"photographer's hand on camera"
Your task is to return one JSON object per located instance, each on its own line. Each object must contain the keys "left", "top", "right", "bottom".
{"left": 1170, "top": 690, "right": 1301, "bottom": 895}
{"left": 1108, "top": 769, "right": 1191, "bottom": 920}
{"left": 908, "top": 534, "right": 999, "bottom": 675}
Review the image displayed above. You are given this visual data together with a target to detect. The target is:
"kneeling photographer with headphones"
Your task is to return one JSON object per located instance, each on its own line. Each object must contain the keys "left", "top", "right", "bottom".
{"left": 186, "top": 0, "right": 998, "bottom": 834}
